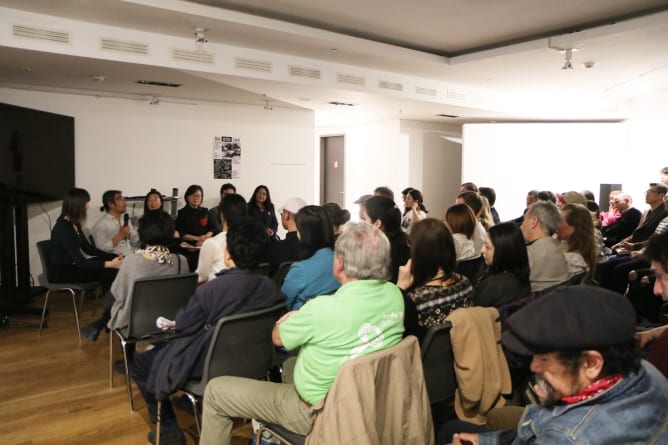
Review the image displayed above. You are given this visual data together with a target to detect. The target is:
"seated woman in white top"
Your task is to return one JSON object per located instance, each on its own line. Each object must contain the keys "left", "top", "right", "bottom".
{"left": 401, "top": 188, "right": 428, "bottom": 234}
{"left": 444, "top": 204, "right": 477, "bottom": 260}
{"left": 195, "top": 193, "right": 248, "bottom": 283}
{"left": 557, "top": 203, "right": 598, "bottom": 283}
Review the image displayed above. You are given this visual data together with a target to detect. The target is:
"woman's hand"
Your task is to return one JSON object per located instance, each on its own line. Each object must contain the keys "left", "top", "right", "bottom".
{"left": 105, "top": 256, "right": 123, "bottom": 269}
{"left": 397, "top": 259, "right": 414, "bottom": 291}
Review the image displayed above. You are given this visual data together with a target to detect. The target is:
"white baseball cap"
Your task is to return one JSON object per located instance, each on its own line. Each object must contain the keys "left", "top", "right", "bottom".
{"left": 280, "top": 197, "right": 308, "bottom": 214}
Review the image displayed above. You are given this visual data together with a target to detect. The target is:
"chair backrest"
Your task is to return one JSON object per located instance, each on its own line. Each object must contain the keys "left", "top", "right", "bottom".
{"left": 127, "top": 272, "right": 198, "bottom": 338}
{"left": 36, "top": 240, "right": 54, "bottom": 284}
{"left": 455, "top": 255, "right": 484, "bottom": 285}
{"left": 200, "top": 303, "right": 286, "bottom": 384}
{"left": 274, "top": 261, "right": 295, "bottom": 287}
{"left": 420, "top": 322, "right": 456, "bottom": 407}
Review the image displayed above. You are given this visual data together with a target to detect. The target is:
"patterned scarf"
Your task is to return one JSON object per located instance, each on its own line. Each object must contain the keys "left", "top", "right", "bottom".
{"left": 560, "top": 373, "right": 623, "bottom": 404}
{"left": 136, "top": 245, "right": 173, "bottom": 265}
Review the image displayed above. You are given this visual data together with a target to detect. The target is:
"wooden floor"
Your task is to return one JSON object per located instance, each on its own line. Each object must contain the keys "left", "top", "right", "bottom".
{"left": 0, "top": 293, "right": 252, "bottom": 445}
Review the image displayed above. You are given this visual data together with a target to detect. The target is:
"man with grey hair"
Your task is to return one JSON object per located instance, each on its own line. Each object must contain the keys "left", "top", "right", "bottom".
{"left": 520, "top": 201, "right": 568, "bottom": 291}
{"left": 199, "top": 222, "right": 405, "bottom": 445}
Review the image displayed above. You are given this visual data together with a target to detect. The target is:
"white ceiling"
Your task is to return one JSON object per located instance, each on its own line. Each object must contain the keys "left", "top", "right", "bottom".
{"left": 1, "top": 0, "right": 668, "bottom": 123}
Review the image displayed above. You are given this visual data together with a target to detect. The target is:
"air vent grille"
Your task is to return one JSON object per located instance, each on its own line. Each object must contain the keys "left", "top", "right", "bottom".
{"left": 172, "top": 48, "right": 214, "bottom": 64}
{"left": 12, "top": 25, "right": 69, "bottom": 43}
{"left": 101, "top": 38, "right": 149, "bottom": 55}
{"left": 289, "top": 66, "right": 321, "bottom": 79}
{"left": 378, "top": 80, "right": 403, "bottom": 91}
{"left": 446, "top": 90, "right": 466, "bottom": 101}
{"left": 337, "top": 73, "right": 366, "bottom": 86}
{"left": 235, "top": 57, "right": 272, "bottom": 72}
{"left": 416, "top": 86, "right": 437, "bottom": 96}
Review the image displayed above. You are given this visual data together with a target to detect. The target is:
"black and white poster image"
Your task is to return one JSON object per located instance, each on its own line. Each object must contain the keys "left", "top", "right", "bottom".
{"left": 213, "top": 136, "right": 241, "bottom": 179}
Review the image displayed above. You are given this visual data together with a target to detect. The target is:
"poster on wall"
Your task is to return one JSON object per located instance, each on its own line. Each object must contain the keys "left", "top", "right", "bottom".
{"left": 213, "top": 136, "right": 241, "bottom": 179}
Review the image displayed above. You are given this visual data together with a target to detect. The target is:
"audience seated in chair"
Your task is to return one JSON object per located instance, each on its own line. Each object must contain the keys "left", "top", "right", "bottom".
{"left": 195, "top": 193, "right": 247, "bottom": 283}
{"left": 281, "top": 206, "right": 340, "bottom": 311}
{"left": 198, "top": 222, "right": 406, "bottom": 445}
{"left": 206, "top": 183, "right": 236, "bottom": 235}
{"left": 442, "top": 286, "right": 668, "bottom": 445}
{"left": 635, "top": 231, "right": 668, "bottom": 379}
{"left": 472, "top": 222, "right": 531, "bottom": 308}
{"left": 557, "top": 203, "right": 598, "bottom": 283}
{"left": 263, "top": 197, "right": 308, "bottom": 276}
{"left": 601, "top": 192, "right": 641, "bottom": 248}
{"left": 130, "top": 218, "right": 285, "bottom": 445}
{"left": 398, "top": 218, "right": 473, "bottom": 330}
{"left": 520, "top": 201, "right": 568, "bottom": 291}
{"left": 360, "top": 196, "right": 410, "bottom": 283}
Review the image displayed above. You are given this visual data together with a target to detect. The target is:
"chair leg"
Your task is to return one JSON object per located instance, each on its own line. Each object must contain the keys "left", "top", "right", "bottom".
{"left": 120, "top": 338, "right": 135, "bottom": 412}
{"left": 38, "top": 290, "right": 51, "bottom": 336}
{"left": 185, "top": 393, "right": 200, "bottom": 435}
{"left": 156, "top": 400, "right": 162, "bottom": 445}
{"left": 109, "top": 331, "right": 114, "bottom": 389}
{"left": 69, "top": 289, "right": 81, "bottom": 345}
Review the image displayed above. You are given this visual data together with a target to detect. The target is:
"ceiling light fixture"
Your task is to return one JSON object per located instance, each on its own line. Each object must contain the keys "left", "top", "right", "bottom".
{"left": 148, "top": 95, "right": 160, "bottom": 105}
{"left": 561, "top": 48, "right": 576, "bottom": 70}
{"left": 263, "top": 94, "right": 272, "bottom": 111}
{"left": 194, "top": 27, "right": 208, "bottom": 48}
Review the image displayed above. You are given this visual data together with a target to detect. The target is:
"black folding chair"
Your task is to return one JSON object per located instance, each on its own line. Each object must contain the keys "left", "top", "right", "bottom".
{"left": 420, "top": 323, "right": 457, "bottom": 425}
{"left": 155, "top": 303, "right": 286, "bottom": 444}
{"left": 110, "top": 273, "right": 198, "bottom": 411}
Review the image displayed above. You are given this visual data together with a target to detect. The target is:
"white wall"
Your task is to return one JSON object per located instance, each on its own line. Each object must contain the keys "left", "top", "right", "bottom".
{"left": 400, "top": 120, "right": 462, "bottom": 220}
{"left": 317, "top": 118, "right": 402, "bottom": 218}
{"left": 626, "top": 86, "right": 668, "bottom": 200}
{"left": 462, "top": 122, "right": 630, "bottom": 221}
{"left": 1, "top": 88, "right": 315, "bottom": 284}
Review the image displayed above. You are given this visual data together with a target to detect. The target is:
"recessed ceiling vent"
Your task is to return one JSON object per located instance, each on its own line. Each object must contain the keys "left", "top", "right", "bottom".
{"left": 378, "top": 80, "right": 403, "bottom": 92}
{"left": 337, "top": 73, "right": 366, "bottom": 86}
{"left": 436, "top": 114, "right": 459, "bottom": 118}
{"left": 101, "top": 38, "right": 149, "bottom": 55}
{"left": 235, "top": 57, "right": 272, "bottom": 73}
{"left": 136, "top": 80, "right": 182, "bottom": 88}
{"left": 446, "top": 90, "right": 466, "bottom": 101}
{"left": 172, "top": 48, "right": 214, "bottom": 64}
{"left": 416, "top": 86, "right": 437, "bottom": 96}
{"left": 328, "top": 101, "right": 355, "bottom": 106}
{"left": 289, "top": 66, "right": 321, "bottom": 80}
{"left": 13, "top": 24, "right": 69, "bottom": 44}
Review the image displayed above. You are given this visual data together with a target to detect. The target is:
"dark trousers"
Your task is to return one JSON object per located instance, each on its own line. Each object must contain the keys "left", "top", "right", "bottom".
{"left": 601, "top": 256, "right": 649, "bottom": 294}
{"left": 131, "top": 346, "right": 180, "bottom": 432}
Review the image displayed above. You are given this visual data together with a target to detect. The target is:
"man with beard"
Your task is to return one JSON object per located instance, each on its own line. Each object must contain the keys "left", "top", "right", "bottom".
{"left": 446, "top": 286, "right": 668, "bottom": 445}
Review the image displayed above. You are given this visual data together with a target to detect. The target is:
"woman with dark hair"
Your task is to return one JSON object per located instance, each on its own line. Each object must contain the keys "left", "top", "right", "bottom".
{"left": 401, "top": 188, "right": 428, "bottom": 233}
{"left": 281, "top": 205, "right": 340, "bottom": 310}
{"left": 471, "top": 222, "right": 531, "bottom": 307}
{"left": 144, "top": 189, "right": 164, "bottom": 213}
{"left": 322, "top": 202, "right": 351, "bottom": 239}
{"left": 196, "top": 194, "right": 248, "bottom": 283}
{"left": 361, "top": 196, "right": 410, "bottom": 283}
{"left": 106, "top": 210, "right": 188, "bottom": 333}
{"left": 397, "top": 218, "right": 473, "bottom": 328}
{"left": 175, "top": 185, "right": 213, "bottom": 271}
{"left": 248, "top": 185, "right": 279, "bottom": 239}
{"left": 444, "top": 204, "right": 476, "bottom": 260}
{"left": 49, "top": 188, "right": 122, "bottom": 290}
{"left": 558, "top": 203, "right": 598, "bottom": 283}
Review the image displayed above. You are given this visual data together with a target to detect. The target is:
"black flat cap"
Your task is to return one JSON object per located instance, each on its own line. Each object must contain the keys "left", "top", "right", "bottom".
{"left": 501, "top": 285, "right": 636, "bottom": 356}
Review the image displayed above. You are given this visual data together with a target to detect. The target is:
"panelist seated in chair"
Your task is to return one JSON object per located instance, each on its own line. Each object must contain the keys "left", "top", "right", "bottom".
{"left": 443, "top": 286, "right": 668, "bottom": 445}
{"left": 198, "top": 222, "right": 405, "bottom": 445}
{"left": 130, "top": 218, "right": 285, "bottom": 445}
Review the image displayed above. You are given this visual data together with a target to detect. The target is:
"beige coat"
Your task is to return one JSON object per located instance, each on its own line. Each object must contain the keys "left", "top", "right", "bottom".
{"left": 447, "top": 307, "right": 512, "bottom": 425}
{"left": 306, "top": 336, "right": 435, "bottom": 445}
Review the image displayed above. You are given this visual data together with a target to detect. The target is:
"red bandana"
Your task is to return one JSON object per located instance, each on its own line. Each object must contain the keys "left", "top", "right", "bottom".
{"left": 561, "top": 373, "right": 623, "bottom": 404}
